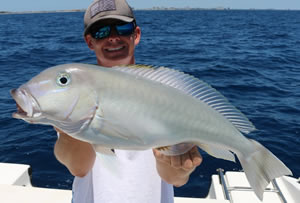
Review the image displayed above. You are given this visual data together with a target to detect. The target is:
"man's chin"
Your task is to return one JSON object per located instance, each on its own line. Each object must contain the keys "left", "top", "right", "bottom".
{"left": 104, "top": 48, "right": 126, "bottom": 56}
{"left": 100, "top": 56, "right": 133, "bottom": 67}
{"left": 103, "top": 50, "right": 131, "bottom": 61}
{"left": 105, "top": 55, "right": 128, "bottom": 61}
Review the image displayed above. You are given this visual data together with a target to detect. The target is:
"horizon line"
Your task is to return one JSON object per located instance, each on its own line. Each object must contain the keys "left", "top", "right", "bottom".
{"left": 1, "top": 7, "right": 300, "bottom": 14}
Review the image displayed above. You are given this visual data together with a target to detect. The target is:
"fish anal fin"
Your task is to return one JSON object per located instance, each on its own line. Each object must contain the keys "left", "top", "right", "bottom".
{"left": 196, "top": 142, "right": 236, "bottom": 162}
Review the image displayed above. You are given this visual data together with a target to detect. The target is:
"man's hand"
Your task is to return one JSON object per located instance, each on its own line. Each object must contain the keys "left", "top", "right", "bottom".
{"left": 153, "top": 146, "right": 202, "bottom": 187}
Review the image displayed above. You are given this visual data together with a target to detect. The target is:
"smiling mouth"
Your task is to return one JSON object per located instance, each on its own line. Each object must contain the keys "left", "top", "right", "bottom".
{"left": 105, "top": 46, "right": 125, "bottom": 52}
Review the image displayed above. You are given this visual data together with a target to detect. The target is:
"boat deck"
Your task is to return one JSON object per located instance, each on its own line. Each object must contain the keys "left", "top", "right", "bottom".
{"left": 1, "top": 162, "right": 299, "bottom": 203}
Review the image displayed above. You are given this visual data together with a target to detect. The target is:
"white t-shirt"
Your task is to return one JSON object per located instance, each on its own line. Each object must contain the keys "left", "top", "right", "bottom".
{"left": 71, "top": 149, "right": 174, "bottom": 203}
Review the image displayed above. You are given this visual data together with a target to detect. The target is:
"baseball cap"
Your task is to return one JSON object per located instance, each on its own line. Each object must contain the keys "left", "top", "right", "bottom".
{"left": 84, "top": 0, "right": 135, "bottom": 36}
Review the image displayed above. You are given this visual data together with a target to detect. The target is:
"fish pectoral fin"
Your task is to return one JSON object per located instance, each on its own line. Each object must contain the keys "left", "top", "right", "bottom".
{"left": 52, "top": 115, "right": 93, "bottom": 135}
{"left": 197, "top": 142, "right": 236, "bottom": 162}
{"left": 93, "top": 113, "right": 144, "bottom": 145}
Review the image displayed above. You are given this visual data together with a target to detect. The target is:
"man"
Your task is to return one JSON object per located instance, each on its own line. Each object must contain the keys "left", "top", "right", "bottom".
{"left": 54, "top": 0, "right": 202, "bottom": 202}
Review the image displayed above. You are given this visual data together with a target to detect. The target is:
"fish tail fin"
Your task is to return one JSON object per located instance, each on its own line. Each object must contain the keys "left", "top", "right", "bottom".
{"left": 237, "top": 139, "right": 292, "bottom": 200}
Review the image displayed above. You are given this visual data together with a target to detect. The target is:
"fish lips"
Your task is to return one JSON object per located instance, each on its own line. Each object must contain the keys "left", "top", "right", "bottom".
{"left": 10, "top": 88, "right": 42, "bottom": 121}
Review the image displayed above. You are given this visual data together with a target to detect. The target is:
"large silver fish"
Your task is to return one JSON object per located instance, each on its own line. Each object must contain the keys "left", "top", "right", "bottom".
{"left": 11, "top": 63, "right": 292, "bottom": 200}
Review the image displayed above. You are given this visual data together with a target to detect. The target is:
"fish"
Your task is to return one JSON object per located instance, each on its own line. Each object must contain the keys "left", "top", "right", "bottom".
{"left": 10, "top": 63, "right": 292, "bottom": 200}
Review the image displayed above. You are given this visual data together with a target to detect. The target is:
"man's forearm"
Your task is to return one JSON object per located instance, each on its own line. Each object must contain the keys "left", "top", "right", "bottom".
{"left": 54, "top": 131, "right": 96, "bottom": 177}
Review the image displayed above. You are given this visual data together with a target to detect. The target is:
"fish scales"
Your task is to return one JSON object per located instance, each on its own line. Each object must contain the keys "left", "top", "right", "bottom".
{"left": 103, "top": 67, "right": 246, "bottom": 150}
{"left": 96, "top": 69, "right": 225, "bottom": 146}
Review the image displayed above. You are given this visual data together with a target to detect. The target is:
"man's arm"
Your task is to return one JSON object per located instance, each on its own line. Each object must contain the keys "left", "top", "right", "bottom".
{"left": 153, "top": 146, "right": 202, "bottom": 187}
{"left": 54, "top": 129, "right": 96, "bottom": 177}
{"left": 54, "top": 127, "right": 202, "bottom": 183}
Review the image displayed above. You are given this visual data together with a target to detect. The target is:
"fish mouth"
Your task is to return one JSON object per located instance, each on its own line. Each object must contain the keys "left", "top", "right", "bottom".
{"left": 10, "top": 88, "right": 42, "bottom": 121}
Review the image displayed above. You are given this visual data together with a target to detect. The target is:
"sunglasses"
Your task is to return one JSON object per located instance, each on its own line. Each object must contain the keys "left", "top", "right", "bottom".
{"left": 91, "top": 21, "right": 136, "bottom": 40}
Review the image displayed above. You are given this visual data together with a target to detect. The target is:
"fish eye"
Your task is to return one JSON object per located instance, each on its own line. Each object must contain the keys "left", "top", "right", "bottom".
{"left": 56, "top": 72, "right": 71, "bottom": 87}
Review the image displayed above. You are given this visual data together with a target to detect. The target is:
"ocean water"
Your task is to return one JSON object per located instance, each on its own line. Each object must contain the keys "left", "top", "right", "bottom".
{"left": 0, "top": 10, "right": 299, "bottom": 198}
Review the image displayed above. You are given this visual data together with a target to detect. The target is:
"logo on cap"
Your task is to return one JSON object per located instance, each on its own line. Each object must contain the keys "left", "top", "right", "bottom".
{"left": 90, "top": 0, "right": 116, "bottom": 18}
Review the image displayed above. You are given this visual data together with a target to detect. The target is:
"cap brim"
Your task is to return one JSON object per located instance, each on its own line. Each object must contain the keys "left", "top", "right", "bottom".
{"left": 84, "top": 15, "right": 134, "bottom": 36}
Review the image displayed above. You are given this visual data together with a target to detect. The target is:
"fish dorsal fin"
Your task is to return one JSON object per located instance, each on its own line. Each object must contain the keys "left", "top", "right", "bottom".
{"left": 113, "top": 65, "right": 256, "bottom": 134}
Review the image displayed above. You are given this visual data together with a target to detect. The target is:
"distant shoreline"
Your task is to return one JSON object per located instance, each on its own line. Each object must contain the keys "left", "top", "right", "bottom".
{"left": 137, "top": 7, "right": 299, "bottom": 11}
{"left": 1, "top": 7, "right": 299, "bottom": 15}
{"left": 0, "top": 9, "right": 85, "bottom": 15}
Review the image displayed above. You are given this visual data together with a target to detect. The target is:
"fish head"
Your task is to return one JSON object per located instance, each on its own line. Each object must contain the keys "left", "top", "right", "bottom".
{"left": 11, "top": 64, "right": 98, "bottom": 133}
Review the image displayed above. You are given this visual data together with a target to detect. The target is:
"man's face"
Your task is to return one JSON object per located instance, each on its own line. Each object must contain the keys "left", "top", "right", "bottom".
{"left": 85, "top": 19, "right": 141, "bottom": 67}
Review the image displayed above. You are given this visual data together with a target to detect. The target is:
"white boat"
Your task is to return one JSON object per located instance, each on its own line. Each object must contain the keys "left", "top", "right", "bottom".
{"left": 0, "top": 162, "right": 299, "bottom": 203}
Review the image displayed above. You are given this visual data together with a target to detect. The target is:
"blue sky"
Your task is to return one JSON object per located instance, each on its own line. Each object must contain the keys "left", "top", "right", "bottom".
{"left": 1, "top": 0, "right": 300, "bottom": 12}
